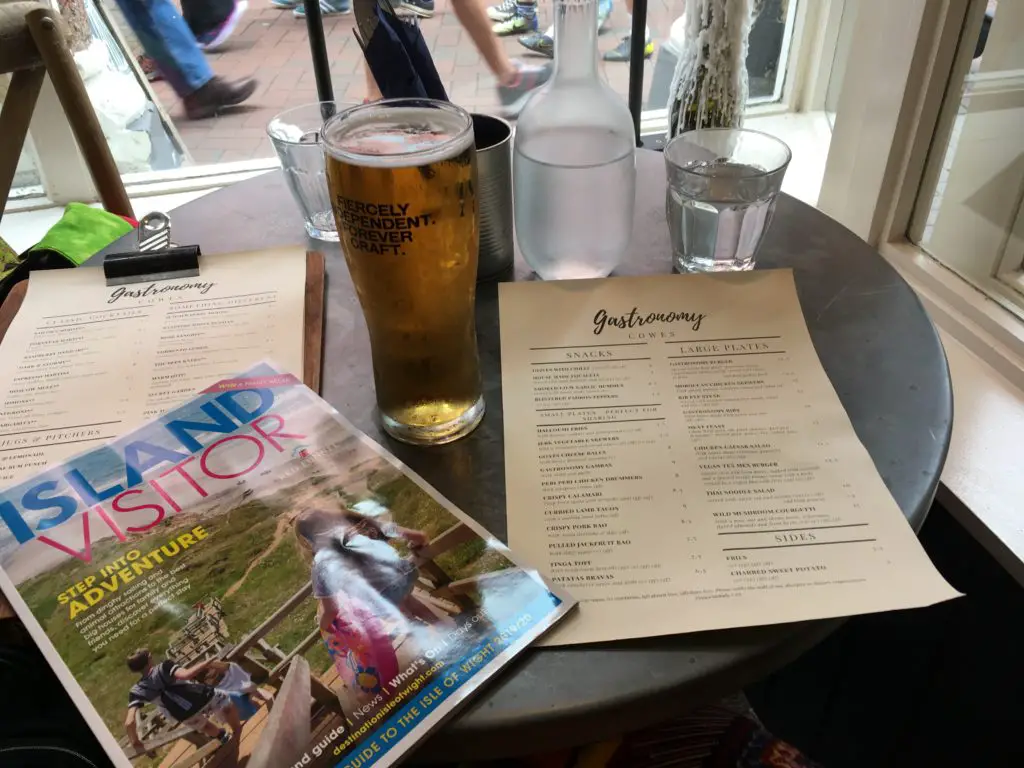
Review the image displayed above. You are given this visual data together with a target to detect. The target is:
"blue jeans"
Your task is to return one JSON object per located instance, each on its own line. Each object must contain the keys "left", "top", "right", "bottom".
{"left": 114, "top": 0, "right": 213, "bottom": 97}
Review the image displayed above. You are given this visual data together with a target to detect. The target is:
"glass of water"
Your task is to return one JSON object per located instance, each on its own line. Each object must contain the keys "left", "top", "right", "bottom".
{"left": 664, "top": 128, "right": 791, "bottom": 272}
{"left": 267, "top": 102, "right": 352, "bottom": 241}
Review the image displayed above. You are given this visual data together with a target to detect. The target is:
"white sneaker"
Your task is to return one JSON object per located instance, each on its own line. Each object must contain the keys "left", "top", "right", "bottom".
{"left": 487, "top": 0, "right": 517, "bottom": 22}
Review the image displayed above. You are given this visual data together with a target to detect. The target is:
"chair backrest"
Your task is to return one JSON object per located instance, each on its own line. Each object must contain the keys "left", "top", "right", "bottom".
{"left": 0, "top": 2, "right": 44, "bottom": 74}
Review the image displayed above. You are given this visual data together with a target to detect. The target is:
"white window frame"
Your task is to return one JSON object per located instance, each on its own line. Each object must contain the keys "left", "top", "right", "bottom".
{"left": 975, "top": 67, "right": 1024, "bottom": 294}
{"left": 817, "top": 0, "right": 1024, "bottom": 391}
{"left": 800, "top": 0, "right": 847, "bottom": 113}
{"left": 10, "top": 0, "right": 200, "bottom": 208}
{"left": 745, "top": 0, "right": 802, "bottom": 106}
{"left": 904, "top": 0, "right": 1024, "bottom": 314}
{"left": 998, "top": 200, "right": 1024, "bottom": 284}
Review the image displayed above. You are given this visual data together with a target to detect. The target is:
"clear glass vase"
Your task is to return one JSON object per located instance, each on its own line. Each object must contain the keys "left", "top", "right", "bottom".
{"left": 512, "top": 0, "right": 636, "bottom": 280}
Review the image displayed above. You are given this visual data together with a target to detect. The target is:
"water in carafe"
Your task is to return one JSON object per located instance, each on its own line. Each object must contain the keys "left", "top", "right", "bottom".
{"left": 512, "top": 0, "right": 636, "bottom": 280}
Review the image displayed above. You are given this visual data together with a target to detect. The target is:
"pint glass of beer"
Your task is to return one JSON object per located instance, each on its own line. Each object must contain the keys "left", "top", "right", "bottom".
{"left": 322, "top": 99, "right": 484, "bottom": 445}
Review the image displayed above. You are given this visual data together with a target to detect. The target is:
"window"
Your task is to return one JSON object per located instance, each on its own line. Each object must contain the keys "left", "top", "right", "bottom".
{"left": 10, "top": 0, "right": 809, "bottom": 207}
{"left": 79, "top": 0, "right": 186, "bottom": 175}
{"left": 816, "top": 0, "right": 1024, "bottom": 384}
{"left": 644, "top": 0, "right": 800, "bottom": 114}
{"left": 823, "top": 0, "right": 854, "bottom": 127}
{"left": 908, "top": 0, "right": 1023, "bottom": 316}
{"left": 5, "top": 0, "right": 187, "bottom": 210}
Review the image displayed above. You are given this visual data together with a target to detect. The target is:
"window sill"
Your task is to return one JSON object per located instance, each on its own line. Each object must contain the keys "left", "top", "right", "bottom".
{"left": 880, "top": 240, "right": 1024, "bottom": 391}
{"left": 936, "top": 331, "right": 1024, "bottom": 588}
{"left": 880, "top": 241, "right": 1024, "bottom": 586}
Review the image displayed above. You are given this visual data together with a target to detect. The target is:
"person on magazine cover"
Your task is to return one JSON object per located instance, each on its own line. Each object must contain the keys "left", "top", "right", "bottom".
{"left": 198, "top": 660, "right": 274, "bottom": 721}
{"left": 124, "top": 649, "right": 241, "bottom": 755}
{"left": 295, "top": 507, "right": 433, "bottom": 701}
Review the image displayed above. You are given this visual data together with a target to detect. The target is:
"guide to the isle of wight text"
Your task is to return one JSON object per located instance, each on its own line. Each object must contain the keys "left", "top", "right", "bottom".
{"left": 499, "top": 269, "right": 960, "bottom": 647}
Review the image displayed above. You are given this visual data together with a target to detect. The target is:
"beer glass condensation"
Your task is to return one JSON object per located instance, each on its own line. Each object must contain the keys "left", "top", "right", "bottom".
{"left": 322, "top": 99, "right": 484, "bottom": 445}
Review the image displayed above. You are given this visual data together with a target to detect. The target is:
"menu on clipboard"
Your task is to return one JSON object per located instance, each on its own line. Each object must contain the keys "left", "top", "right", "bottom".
{"left": 0, "top": 247, "right": 313, "bottom": 487}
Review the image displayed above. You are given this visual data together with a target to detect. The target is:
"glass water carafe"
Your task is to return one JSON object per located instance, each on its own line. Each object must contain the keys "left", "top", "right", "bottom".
{"left": 512, "top": 0, "right": 636, "bottom": 280}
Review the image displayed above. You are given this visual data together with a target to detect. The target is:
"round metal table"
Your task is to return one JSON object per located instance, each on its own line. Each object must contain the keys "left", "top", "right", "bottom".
{"left": 136, "top": 149, "right": 952, "bottom": 761}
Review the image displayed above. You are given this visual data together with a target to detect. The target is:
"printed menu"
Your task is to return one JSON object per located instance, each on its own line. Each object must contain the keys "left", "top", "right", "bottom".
{"left": 0, "top": 248, "right": 306, "bottom": 487}
{"left": 499, "top": 269, "right": 960, "bottom": 646}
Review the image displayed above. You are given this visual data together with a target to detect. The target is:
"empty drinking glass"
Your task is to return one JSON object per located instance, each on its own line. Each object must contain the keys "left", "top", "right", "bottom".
{"left": 664, "top": 128, "right": 791, "bottom": 272}
{"left": 268, "top": 102, "right": 352, "bottom": 241}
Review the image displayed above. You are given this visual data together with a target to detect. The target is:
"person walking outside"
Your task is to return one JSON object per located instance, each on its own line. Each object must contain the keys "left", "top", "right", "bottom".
{"left": 114, "top": 0, "right": 257, "bottom": 119}
{"left": 505, "top": 0, "right": 653, "bottom": 62}
{"left": 181, "top": 0, "right": 250, "bottom": 51}
{"left": 359, "top": 0, "right": 551, "bottom": 116}
{"left": 270, "top": 0, "right": 434, "bottom": 19}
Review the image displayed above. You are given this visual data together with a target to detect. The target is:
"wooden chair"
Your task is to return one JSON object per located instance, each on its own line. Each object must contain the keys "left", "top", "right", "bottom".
{"left": 0, "top": 1, "right": 132, "bottom": 220}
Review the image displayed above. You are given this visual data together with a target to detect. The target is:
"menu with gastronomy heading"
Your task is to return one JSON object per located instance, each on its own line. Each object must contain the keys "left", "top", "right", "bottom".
{"left": 499, "top": 269, "right": 959, "bottom": 647}
{"left": 0, "top": 248, "right": 306, "bottom": 487}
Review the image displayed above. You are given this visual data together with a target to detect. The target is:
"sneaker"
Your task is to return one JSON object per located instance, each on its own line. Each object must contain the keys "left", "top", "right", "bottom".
{"left": 270, "top": 0, "right": 298, "bottom": 6}
{"left": 137, "top": 54, "right": 162, "bottom": 82}
{"left": 184, "top": 76, "right": 258, "bottom": 120}
{"left": 603, "top": 34, "right": 654, "bottom": 62}
{"left": 518, "top": 31, "right": 552, "bottom": 58}
{"left": 292, "top": 0, "right": 350, "bottom": 17}
{"left": 518, "top": 3, "right": 604, "bottom": 58}
{"left": 496, "top": 61, "right": 550, "bottom": 118}
{"left": 493, "top": 8, "right": 537, "bottom": 36}
{"left": 396, "top": 0, "right": 434, "bottom": 16}
{"left": 196, "top": 0, "right": 248, "bottom": 51}
{"left": 486, "top": 0, "right": 516, "bottom": 22}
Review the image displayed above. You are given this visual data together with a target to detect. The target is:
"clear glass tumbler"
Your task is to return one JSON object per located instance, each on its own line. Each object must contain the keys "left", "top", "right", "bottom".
{"left": 267, "top": 102, "right": 352, "bottom": 241}
{"left": 664, "top": 128, "right": 791, "bottom": 273}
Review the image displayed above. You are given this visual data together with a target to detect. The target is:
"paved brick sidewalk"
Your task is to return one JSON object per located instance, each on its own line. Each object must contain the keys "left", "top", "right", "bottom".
{"left": 146, "top": 0, "right": 676, "bottom": 164}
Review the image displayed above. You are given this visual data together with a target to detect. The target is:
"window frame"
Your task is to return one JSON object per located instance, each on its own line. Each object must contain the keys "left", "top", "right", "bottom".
{"left": 905, "top": 0, "right": 1024, "bottom": 312}
{"left": 997, "top": 201, "right": 1024, "bottom": 280}
{"left": 745, "top": 0, "right": 802, "bottom": 106}
{"left": 817, "top": 0, "right": 1024, "bottom": 390}
{"left": 20, "top": 0, "right": 827, "bottom": 207}
{"left": 15, "top": 0, "right": 194, "bottom": 208}
{"left": 801, "top": 0, "right": 847, "bottom": 114}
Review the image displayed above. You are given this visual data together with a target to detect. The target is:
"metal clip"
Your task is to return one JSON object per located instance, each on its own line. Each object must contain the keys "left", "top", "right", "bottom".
{"left": 137, "top": 212, "right": 173, "bottom": 252}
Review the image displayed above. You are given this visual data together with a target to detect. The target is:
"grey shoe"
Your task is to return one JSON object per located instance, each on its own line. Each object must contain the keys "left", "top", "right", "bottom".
{"left": 518, "top": 31, "right": 553, "bottom": 58}
{"left": 496, "top": 62, "right": 551, "bottom": 118}
{"left": 603, "top": 34, "right": 654, "bottom": 62}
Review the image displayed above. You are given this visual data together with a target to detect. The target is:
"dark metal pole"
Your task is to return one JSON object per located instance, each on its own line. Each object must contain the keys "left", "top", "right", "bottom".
{"left": 303, "top": 0, "right": 335, "bottom": 104}
{"left": 627, "top": 0, "right": 648, "bottom": 147}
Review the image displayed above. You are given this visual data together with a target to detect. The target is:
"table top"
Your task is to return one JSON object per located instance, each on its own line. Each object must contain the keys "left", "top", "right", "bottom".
{"left": 119, "top": 149, "right": 952, "bottom": 760}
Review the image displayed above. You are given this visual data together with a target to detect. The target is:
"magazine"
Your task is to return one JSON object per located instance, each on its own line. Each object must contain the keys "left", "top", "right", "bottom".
{"left": 0, "top": 363, "right": 575, "bottom": 768}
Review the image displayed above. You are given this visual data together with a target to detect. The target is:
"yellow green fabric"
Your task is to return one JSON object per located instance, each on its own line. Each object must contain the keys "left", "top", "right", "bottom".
{"left": 31, "top": 202, "right": 133, "bottom": 266}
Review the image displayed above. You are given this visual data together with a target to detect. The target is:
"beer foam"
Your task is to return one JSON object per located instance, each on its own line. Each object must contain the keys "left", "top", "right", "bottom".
{"left": 323, "top": 105, "right": 473, "bottom": 168}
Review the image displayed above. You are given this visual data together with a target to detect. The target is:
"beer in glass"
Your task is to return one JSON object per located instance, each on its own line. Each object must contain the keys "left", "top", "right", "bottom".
{"left": 322, "top": 99, "right": 484, "bottom": 445}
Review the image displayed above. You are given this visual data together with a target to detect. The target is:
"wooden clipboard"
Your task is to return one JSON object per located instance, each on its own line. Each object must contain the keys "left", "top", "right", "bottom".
{"left": 301, "top": 249, "right": 327, "bottom": 392}
{"left": 0, "top": 249, "right": 326, "bottom": 391}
